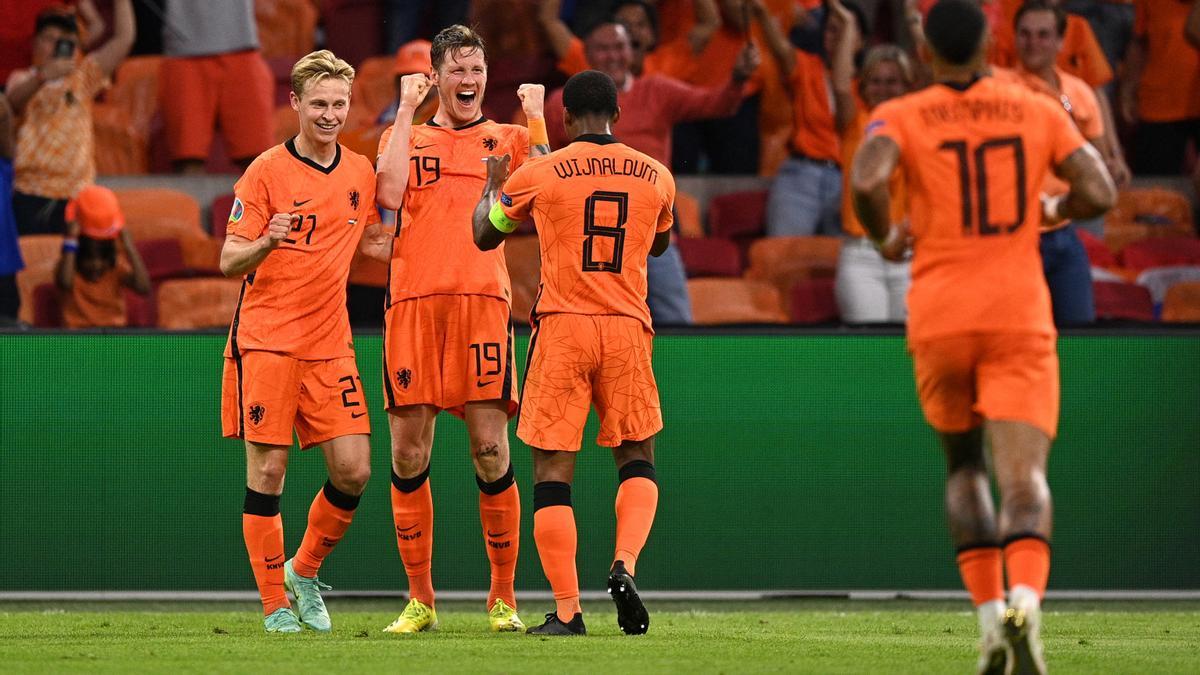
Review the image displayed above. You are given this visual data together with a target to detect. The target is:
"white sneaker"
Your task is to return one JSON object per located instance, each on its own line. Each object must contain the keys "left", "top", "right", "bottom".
{"left": 976, "top": 600, "right": 1009, "bottom": 675}
{"left": 1004, "top": 586, "right": 1047, "bottom": 675}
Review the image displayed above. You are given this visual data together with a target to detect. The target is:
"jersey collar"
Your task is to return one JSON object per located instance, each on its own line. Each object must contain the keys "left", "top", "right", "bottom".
{"left": 286, "top": 137, "right": 341, "bottom": 174}
{"left": 426, "top": 116, "right": 489, "bottom": 130}
{"left": 572, "top": 133, "right": 619, "bottom": 145}
{"left": 940, "top": 74, "right": 984, "bottom": 92}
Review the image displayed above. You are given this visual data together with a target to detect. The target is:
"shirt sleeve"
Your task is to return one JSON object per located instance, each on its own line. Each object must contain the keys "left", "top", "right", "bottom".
{"left": 1047, "top": 99, "right": 1089, "bottom": 167}
{"left": 556, "top": 37, "right": 590, "bottom": 77}
{"left": 77, "top": 55, "right": 110, "bottom": 100}
{"left": 227, "top": 160, "right": 271, "bottom": 240}
{"left": 499, "top": 161, "right": 540, "bottom": 224}
{"left": 653, "top": 74, "right": 743, "bottom": 125}
{"left": 864, "top": 100, "right": 906, "bottom": 155}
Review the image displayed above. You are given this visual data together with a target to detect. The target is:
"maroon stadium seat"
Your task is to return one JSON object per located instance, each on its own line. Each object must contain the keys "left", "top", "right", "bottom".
{"left": 136, "top": 239, "right": 187, "bottom": 281}
{"left": 1076, "top": 228, "right": 1118, "bottom": 268}
{"left": 125, "top": 287, "right": 157, "bottom": 327}
{"left": 211, "top": 193, "right": 236, "bottom": 239}
{"left": 32, "top": 283, "right": 61, "bottom": 328}
{"left": 707, "top": 190, "right": 768, "bottom": 240}
{"left": 1092, "top": 281, "right": 1154, "bottom": 322}
{"left": 789, "top": 278, "right": 839, "bottom": 324}
{"left": 1118, "top": 235, "right": 1200, "bottom": 273}
{"left": 321, "top": 0, "right": 383, "bottom": 68}
{"left": 677, "top": 237, "right": 742, "bottom": 278}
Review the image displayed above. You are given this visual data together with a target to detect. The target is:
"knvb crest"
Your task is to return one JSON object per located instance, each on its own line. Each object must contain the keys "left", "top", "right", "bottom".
{"left": 248, "top": 402, "right": 266, "bottom": 426}
{"left": 396, "top": 368, "right": 412, "bottom": 390}
{"left": 482, "top": 137, "right": 498, "bottom": 152}
{"left": 349, "top": 189, "right": 360, "bottom": 210}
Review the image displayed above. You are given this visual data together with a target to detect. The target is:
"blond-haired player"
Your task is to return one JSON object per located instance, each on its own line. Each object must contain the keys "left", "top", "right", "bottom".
{"left": 220, "top": 49, "right": 392, "bottom": 634}
{"left": 374, "top": 24, "right": 550, "bottom": 634}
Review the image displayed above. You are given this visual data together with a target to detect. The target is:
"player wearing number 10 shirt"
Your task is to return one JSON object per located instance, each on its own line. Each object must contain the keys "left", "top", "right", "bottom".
{"left": 850, "top": 2, "right": 1115, "bottom": 673}
{"left": 474, "top": 70, "right": 675, "bottom": 637}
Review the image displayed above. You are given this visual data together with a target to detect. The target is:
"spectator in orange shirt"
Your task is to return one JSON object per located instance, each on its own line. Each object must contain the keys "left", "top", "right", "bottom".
{"left": 1120, "top": 0, "right": 1200, "bottom": 175}
{"left": 756, "top": 0, "right": 866, "bottom": 236}
{"left": 993, "top": 0, "right": 1114, "bottom": 89}
{"left": 55, "top": 185, "right": 150, "bottom": 329}
{"left": 6, "top": 1, "right": 135, "bottom": 236}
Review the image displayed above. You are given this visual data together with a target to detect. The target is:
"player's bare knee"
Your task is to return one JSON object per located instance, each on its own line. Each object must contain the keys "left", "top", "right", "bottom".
{"left": 471, "top": 440, "right": 508, "bottom": 480}
{"left": 613, "top": 438, "right": 655, "bottom": 467}
{"left": 331, "top": 464, "right": 371, "bottom": 496}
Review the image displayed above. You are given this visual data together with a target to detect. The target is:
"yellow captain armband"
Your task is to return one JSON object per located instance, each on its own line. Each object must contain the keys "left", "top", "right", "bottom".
{"left": 489, "top": 201, "right": 519, "bottom": 233}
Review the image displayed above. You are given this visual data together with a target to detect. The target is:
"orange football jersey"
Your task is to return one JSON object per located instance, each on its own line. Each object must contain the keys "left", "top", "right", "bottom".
{"left": 224, "top": 140, "right": 380, "bottom": 360}
{"left": 866, "top": 76, "right": 1087, "bottom": 340}
{"left": 499, "top": 134, "right": 675, "bottom": 331}
{"left": 378, "top": 119, "right": 530, "bottom": 304}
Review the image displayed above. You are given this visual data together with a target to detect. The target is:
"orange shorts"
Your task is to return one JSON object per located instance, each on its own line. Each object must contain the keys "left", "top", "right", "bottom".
{"left": 160, "top": 50, "right": 274, "bottom": 161}
{"left": 221, "top": 351, "right": 371, "bottom": 449}
{"left": 910, "top": 333, "right": 1059, "bottom": 439}
{"left": 383, "top": 295, "right": 518, "bottom": 417}
{"left": 517, "top": 313, "right": 662, "bottom": 451}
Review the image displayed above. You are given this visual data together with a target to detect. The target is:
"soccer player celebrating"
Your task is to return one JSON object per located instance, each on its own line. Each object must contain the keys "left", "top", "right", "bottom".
{"left": 374, "top": 25, "right": 550, "bottom": 634}
{"left": 219, "top": 50, "right": 390, "bottom": 634}
{"left": 473, "top": 70, "right": 675, "bottom": 637}
{"left": 849, "top": 1, "right": 1114, "bottom": 672}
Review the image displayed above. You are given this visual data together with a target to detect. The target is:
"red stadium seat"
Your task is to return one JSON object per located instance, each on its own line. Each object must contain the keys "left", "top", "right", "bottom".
{"left": 1076, "top": 228, "right": 1118, "bottom": 268}
{"left": 32, "top": 282, "right": 61, "bottom": 328}
{"left": 789, "top": 278, "right": 839, "bottom": 324}
{"left": 677, "top": 237, "right": 742, "bottom": 278}
{"left": 125, "top": 287, "right": 157, "bottom": 327}
{"left": 135, "top": 238, "right": 187, "bottom": 281}
{"left": 1092, "top": 281, "right": 1154, "bottom": 322}
{"left": 321, "top": 0, "right": 383, "bottom": 68}
{"left": 707, "top": 190, "right": 768, "bottom": 240}
{"left": 1118, "top": 236, "right": 1200, "bottom": 273}
{"left": 211, "top": 193, "right": 236, "bottom": 239}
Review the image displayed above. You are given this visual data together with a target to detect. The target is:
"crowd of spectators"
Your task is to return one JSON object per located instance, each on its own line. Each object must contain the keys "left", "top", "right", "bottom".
{"left": 1, "top": 0, "right": 1198, "bottom": 329}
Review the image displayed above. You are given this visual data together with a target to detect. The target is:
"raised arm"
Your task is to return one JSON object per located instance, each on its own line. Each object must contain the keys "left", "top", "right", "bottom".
{"left": 1044, "top": 143, "right": 1117, "bottom": 225}
{"left": 358, "top": 211, "right": 394, "bottom": 264}
{"left": 118, "top": 229, "right": 151, "bottom": 296}
{"left": 76, "top": 0, "right": 107, "bottom": 49}
{"left": 827, "top": 0, "right": 860, "bottom": 134}
{"left": 749, "top": 0, "right": 796, "bottom": 82}
{"left": 850, "top": 135, "right": 909, "bottom": 260}
{"left": 219, "top": 214, "right": 293, "bottom": 277}
{"left": 519, "top": 83, "right": 552, "bottom": 157}
{"left": 56, "top": 219, "right": 82, "bottom": 292}
{"left": 90, "top": 0, "right": 135, "bottom": 79}
{"left": 688, "top": 0, "right": 721, "bottom": 55}
{"left": 473, "top": 154, "right": 514, "bottom": 251}
{"left": 537, "top": 0, "right": 575, "bottom": 61}
{"left": 1092, "top": 91, "right": 1131, "bottom": 189}
{"left": 376, "top": 74, "right": 432, "bottom": 210}
{"left": 664, "top": 44, "right": 758, "bottom": 123}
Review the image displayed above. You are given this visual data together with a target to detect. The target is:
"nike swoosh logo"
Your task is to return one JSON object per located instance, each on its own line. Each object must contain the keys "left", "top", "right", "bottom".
{"left": 265, "top": 554, "right": 283, "bottom": 563}
{"left": 476, "top": 380, "right": 495, "bottom": 387}
{"left": 414, "top": 144, "right": 436, "bottom": 150}
{"left": 397, "top": 523, "right": 419, "bottom": 532}
{"left": 293, "top": 199, "right": 312, "bottom": 207}
{"left": 351, "top": 412, "right": 366, "bottom": 419}
{"left": 486, "top": 530, "right": 509, "bottom": 538}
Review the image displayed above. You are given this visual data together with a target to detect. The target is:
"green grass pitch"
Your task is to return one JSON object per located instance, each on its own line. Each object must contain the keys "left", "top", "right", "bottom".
{"left": 2, "top": 599, "right": 1197, "bottom": 673}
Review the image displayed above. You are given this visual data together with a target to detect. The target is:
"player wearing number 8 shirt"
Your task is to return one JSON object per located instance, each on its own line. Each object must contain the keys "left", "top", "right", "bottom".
{"left": 218, "top": 51, "right": 393, "bottom": 634}
{"left": 474, "top": 70, "right": 675, "bottom": 637}
{"left": 850, "top": 2, "right": 1115, "bottom": 673}
{"left": 373, "top": 25, "right": 551, "bottom": 635}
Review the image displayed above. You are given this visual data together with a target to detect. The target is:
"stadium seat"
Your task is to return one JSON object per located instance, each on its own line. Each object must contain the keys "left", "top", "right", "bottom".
{"left": 31, "top": 282, "right": 61, "bottom": 328}
{"left": 125, "top": 287, "right": 157, "bottom": 327}
{"left": 677, "top": 237, "right": 742, "bottom": 278}
{"left": 744, "top": 236, "right": 841, "bottom": 296}
{"left": 136, "top": 238, "right": 187, "bottom": 281}
{"left": 156, "top": 278, "right": 243, "bottom": 329}
{"left": 273, "top": 104, "right": 301, "bottom": 145}
{"left": 707, "top": 190, "right": 769, "bottom": 240}
{"left": 92, "top": 56, "right": 163, "bottom": 174}
{"left": 113, "top": 188, "right": 210, "bottom": 268}
{"left": 687, "top": 278, "right": 789, "bottom": 325}
{"left": 321, "top": 0, "right": 384, "bottom": 68}
{"left": 254, "top": 0, "right": 319, "bottom": 59}
{"left": 266, "top": 55, "right": 297, "bottom": 106}
{"left": 1092, "top": 281, "right": 1155, "bottom": 322}
{"left": 15, "top": 235, "right": 62, "bottom": 325}
{"left": 1136, "top": 266, "right": 1200, "bottom": 307}
{"left": 1076, "top": 228, "right": 1118, "bottom": 269}
{"left": 503, "top": 235, "right": 541, "bottom": 324}
{"left": 789, "top": 277, "right": 839, "bottom": 324}
{"left": 345, "top": 55, "right": 395, "bottom": 132}
{"left": 675, "top": 190, "right": 703, "bottom": 239}
{"left": 1104, "top": 187, "right": 1196, "bottom": 253}
{"left": 210, "top": 193, "right": 236, "bottom": 239}
{"left": 1161, "top": 281, "right": 1200, "bottom": 322}
{"left": 1118, "top": 236, "right": 1200, "bottom": 273}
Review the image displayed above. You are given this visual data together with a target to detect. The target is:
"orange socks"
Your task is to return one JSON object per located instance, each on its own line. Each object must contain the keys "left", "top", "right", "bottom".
{"left": 478, "top": 465, "right": 520, "bottom": 609}
{"left": 1004, "top": 536, "right": 1051, "bottom": 599}
{"left": 956, "top": 546, "right": 1005, "bottom": 606}
{"left": 613, "top": 462, "right": 658, "bottom": 576}
{"left": 243, "top": 488, "right": 289, "bottom": 616}
{"left": 391, "top": 468, "right": 436, "bottom": 606}
{"left": 533, "top": 482, "right": 581, "bottom": 620}
{"left": 292, "top": 481, "right": 360, "bottom": 578}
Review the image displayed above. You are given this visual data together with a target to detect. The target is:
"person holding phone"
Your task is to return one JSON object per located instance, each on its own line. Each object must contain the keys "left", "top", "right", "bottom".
{"left": 5, "top": 0, "right": 135, "bottom": 236}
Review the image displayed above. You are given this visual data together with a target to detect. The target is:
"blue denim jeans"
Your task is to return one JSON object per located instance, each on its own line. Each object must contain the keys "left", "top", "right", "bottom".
{"left": 765, "top": 157, "right": 843, "bottom": 236}
{"left": 647, "top": 240, "right": 693, "bottom": 326}
{"left": 1041, "top": 225, "right": 1096, "bottom": 325}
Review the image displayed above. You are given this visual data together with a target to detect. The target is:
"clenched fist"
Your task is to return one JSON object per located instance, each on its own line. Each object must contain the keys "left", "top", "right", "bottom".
{"left": 266, "top": 213, "right": 294, "bottom": 248}
{"left": 518, "top": 83, "right": 545, "bottom": 120}
{"left": 399, "top": 73, "right": 433, "bottom": 111}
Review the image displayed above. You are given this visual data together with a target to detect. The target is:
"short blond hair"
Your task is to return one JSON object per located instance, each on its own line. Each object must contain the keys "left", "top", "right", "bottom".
{"left": 291, "top": 50, "right": 355, "bottom": 97}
